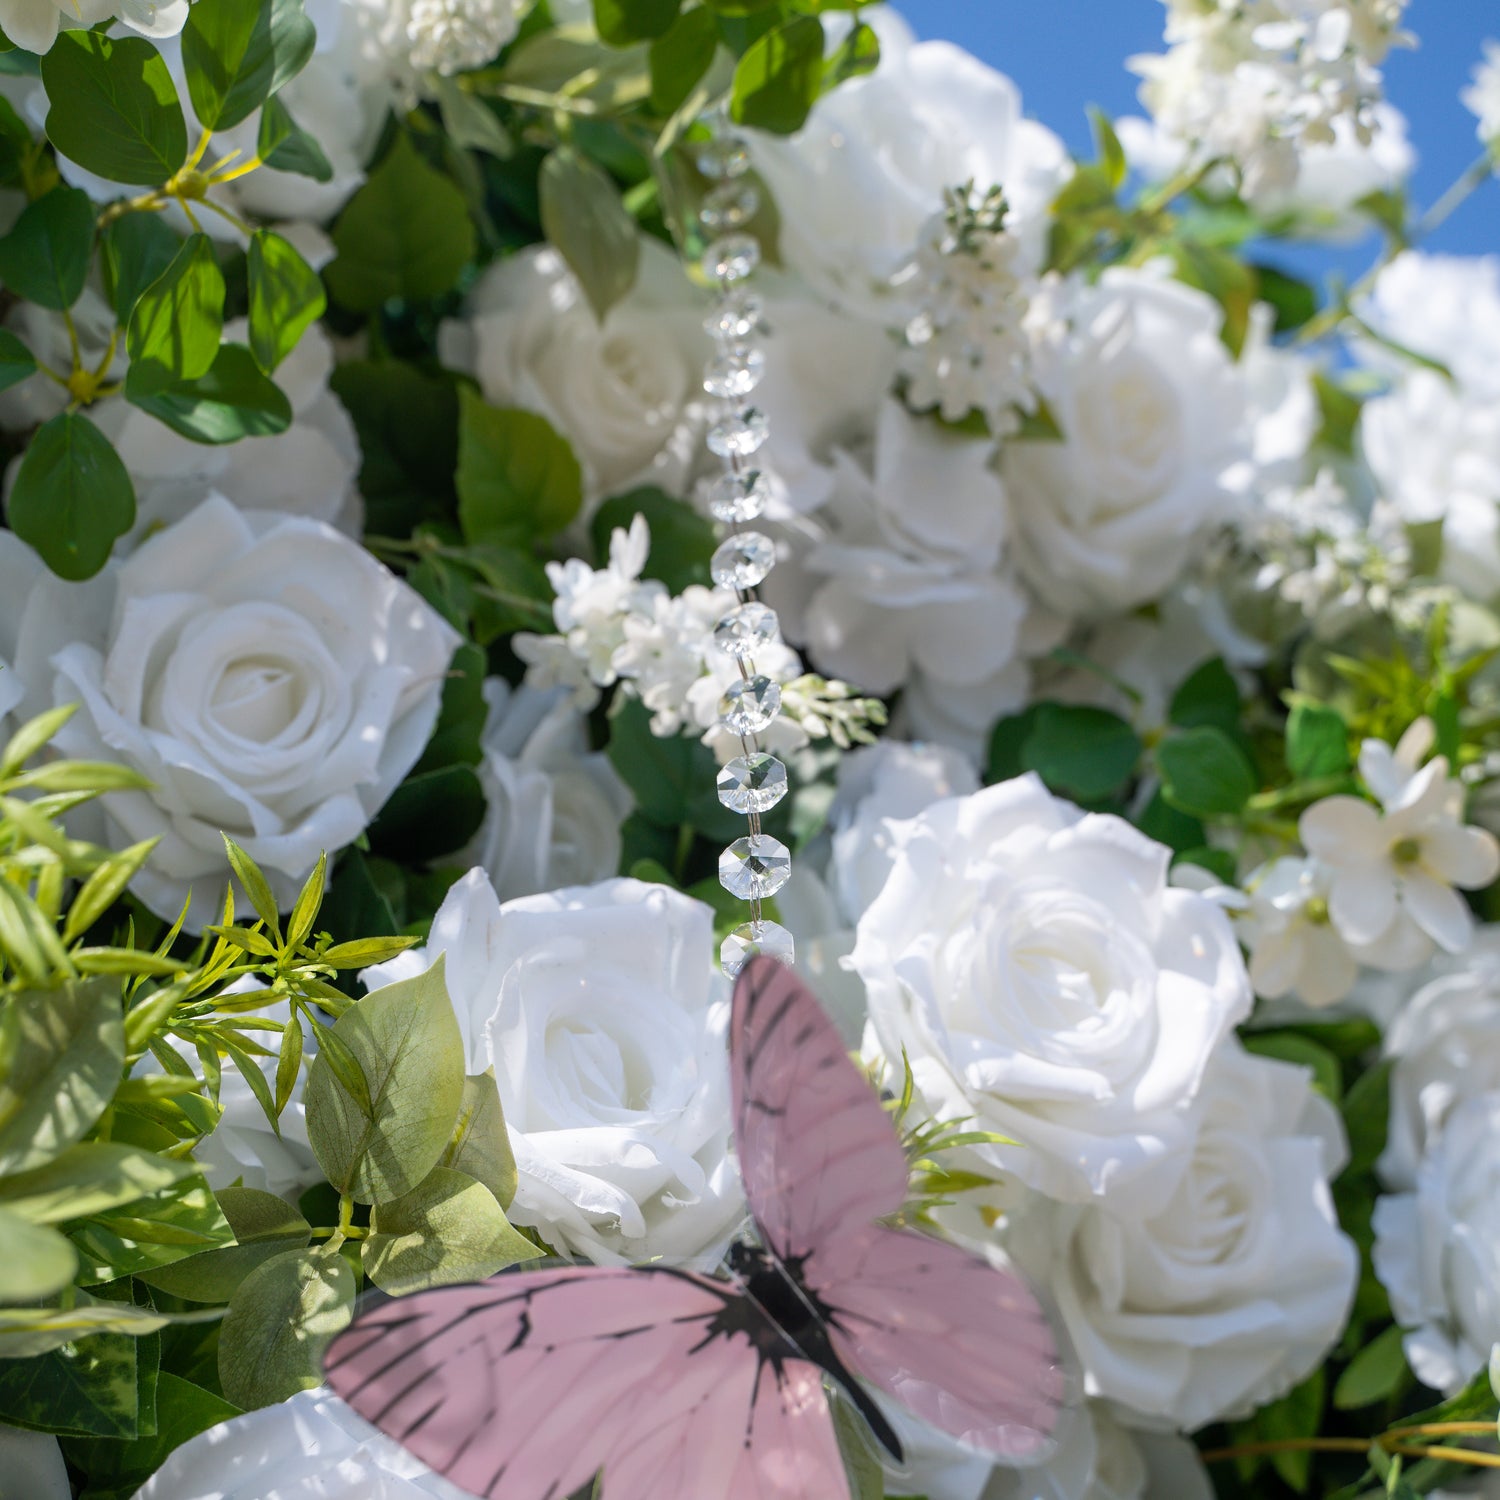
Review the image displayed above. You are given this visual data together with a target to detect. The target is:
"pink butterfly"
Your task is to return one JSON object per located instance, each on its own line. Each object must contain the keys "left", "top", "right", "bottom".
{"left": 323, "top": 958, "right": 1064, "bottom": 1500}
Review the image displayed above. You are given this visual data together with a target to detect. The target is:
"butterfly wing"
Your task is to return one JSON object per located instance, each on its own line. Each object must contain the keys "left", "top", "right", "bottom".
{"left": 323, "top": 1265, "right": 844, "bottom": 1500}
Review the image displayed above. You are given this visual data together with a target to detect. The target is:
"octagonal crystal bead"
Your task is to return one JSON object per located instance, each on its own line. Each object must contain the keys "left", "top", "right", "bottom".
{"left": 705, "top": 291, "right": 764, "bottom": 344}
{"left": 707, "top": 408, "right": 768, "bottom": 459}
{"left": 702, "top": 233, "right": 761, "bottom": 284}
{"left": 703, "top": 469, "right": 770, "bottom": 523}
{"left": 713, "top": 602, "right": 778, "bottom": 658}
{"left": 704, "top": 346, "right": 767, "bottom": 399}
{"left": 719, "top": 674, "right": 782, "bottom": 735}
{"left": 717, "top": 752, "right": 788, "bottom": 813}
{"left": 696, "top": 137, "right": 751, "bottom": 180}
{"left": 711, "top": 531, "right": 775, "bottom": 589}
{"left": 719, "top": 835, "right": 791, "bottom": 900}
{"left": 700, "top": 181, "right": 760, "bottom": 235}
{"left": 720, "top": 920, "right": 795, "bottom": 978}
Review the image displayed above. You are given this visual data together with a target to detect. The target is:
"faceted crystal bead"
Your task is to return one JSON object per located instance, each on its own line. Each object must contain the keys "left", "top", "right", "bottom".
{"left": 719, "top": 674, "right": 782, "bottom": 734}
{"left": 702, "top": 233, "right": 761, "bottom": 284}
{"left": 717, "top": 752, "right": 788, "bottom": 813}
{"left": 695, "top": 136, "right": 751, "bottom": 180}
{"left": 713, "top": 602, "right": 778, "bottom": 659}
{"left": 720, "top": 920, "right": 795, "bottom": 978}
{"left": 711, "top": 531, "right": 775, "bottom": 589}
{"left": 719, "top": 835, "right": 792, "bottom": 900}
{"left": 703, "top": 469, "right": 770, "bottom": 523}
{"left": 706, "top": 408, "right": 768, "bottom": 459}
{"left": 703, "top": 346, "right": 767, "bottom": 399}
{"left": 699, "top": 181, "right": 760, "bottom": 235}
{"left": 704, "top": 291, "right": 764, "bottom": 344}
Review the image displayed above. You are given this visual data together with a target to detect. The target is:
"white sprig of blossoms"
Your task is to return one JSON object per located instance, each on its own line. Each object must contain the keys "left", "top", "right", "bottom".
{"left": 1464, "top": 39, "right": 1500, "bottom": 148}
{"left": 349, "top": 0, "right": 522, "bottom": 101}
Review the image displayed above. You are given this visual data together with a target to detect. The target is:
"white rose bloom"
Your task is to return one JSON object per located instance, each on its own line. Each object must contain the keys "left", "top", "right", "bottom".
{"left": 745, "top": 41, "right": 1069, "bottom": 321}
{"left": 1464, "top": 40, "right": 1500, "bottom": 144}
{"left": 1036, "top": 1041, "right": 1356, "bottom": 1431}
{"left": 0, "top": 0, "right": 183, "bottom": 55}
{"left": 0, "top": 1426, "right": 68, "bottom": 1500}
{"left": 9, "top": 496, "right": 458, "bottom": 922}
{"left": 132, "top": 1385, "right": 469, "bottom": 1500}
{"left": 1374, "top": 1092, "right": 1500, "bottom": 1394}
{"left": 362, "top": 873, "right": 744, "bottom": 1266}
{"left": 1381, "top": 931, "right": 1500, "bottom": 1191}
{"left": 465, "top": 679, "right": 632, "bottom": 904}
{"left": 439, "top": 241, "right": 707, "bottom": 507}
{"left": 852, "top": 775, "right": 1252, "bottom": 1209}
{"left": 1003, "top": 267, "right": 1250, "bottom": 618}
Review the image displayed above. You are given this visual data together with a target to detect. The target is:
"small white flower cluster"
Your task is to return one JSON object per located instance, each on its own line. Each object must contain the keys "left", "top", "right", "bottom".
{"left": 1464, "top": 39, "right": 1500, "bottom": 146}
{"left": 897, "top": 184, "right": 1036, "bottom": 435}
{"left": 1132, "top": 0, "right": 1413, "bottom": 197}
{"left": 348, "top": 0, "right": 521, "bottom": 101}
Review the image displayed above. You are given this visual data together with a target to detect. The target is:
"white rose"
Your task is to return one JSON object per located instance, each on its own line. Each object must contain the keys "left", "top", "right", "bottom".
{"left": 0, "top": 0, "right": 183, "bottom": 55}
{"left": 362, "top": 872, "right": 744, "bottom": 1266}
{"left": 746, "top": 41, "right": 1069, "bottom": 320}
{"left": 439, "top": 240, "right": 707, "bottom": 506}
{"left": 1035, "top": 1041, "right": 1356, "bottom": 1431}
{"left": 465, "top": 679, "right": 632, "bottom": 904}
{"left": 132, "top": 1386, "right": 469, "bottom": 1500}
{"left": 851, "top": 775, "right": 1251, "bottom": 1209}
{"left": 10, "top": 496, "right": 458, "bottom": 921}
{"left": 1003, "top": 267, "right": 1250, "bottom": 617}
{"left": 0, "top": 1426, "right": 68, "bottom": 1500}
{"left": 1374, "top": 1092, "right": 1500, "bottom": 1394}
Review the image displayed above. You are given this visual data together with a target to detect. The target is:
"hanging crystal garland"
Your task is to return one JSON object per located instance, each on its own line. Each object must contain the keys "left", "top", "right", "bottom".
{"left": 696, "top": 122, "right": 795, "bottom": 981}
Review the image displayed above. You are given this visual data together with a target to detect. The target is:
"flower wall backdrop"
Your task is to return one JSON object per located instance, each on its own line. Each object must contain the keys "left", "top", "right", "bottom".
{"left": 0, "top": 0, "right": 1498, "bottom": 1497}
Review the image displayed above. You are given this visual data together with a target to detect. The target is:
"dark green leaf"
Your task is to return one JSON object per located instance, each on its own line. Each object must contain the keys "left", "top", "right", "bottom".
{"left": 1252, "top": 262, "right": 1319, "bottom": 334}
{"left": 125, "top": 233, "right": 226, "bottom": 395}
{"left": 247, "top": 227, "right": 325, "bottom": 373}
{"left": 607, "top": 697, "right": 744, "bottom": 840}
{"left": 257, "top": 93, "right": 334, "bottom": 182}
{"left": 591, "top": 487, "right": 716, "bottom": 593}
{"left": 1173, "top": 845, "right": 1236, "bottom": 884}
{"left": 0, "top": 328, "right": 34, "bottom": 392}
{"left": 729, "top": 14, "right": 824, "bottom": 133}
{"left": 1169, "top": 657, "right": 1241, "bottom": 736}
{"left": 127, "top": 343, "right": 292, "bottom": 445}
{"left": 593, "top": 0, "right": 680, "bottom": 46}
{"left": 40, "top": 32, "right": 187, "bottom": 186}
{"left": 139, "top": 1186, "right": 311, "bottom": 1303}
{"left": 415, "top": 641, "right": 487, "bottom": 774}
{"left": 325, "top": 133, "right": 477, "bottom": 311}
{"left": 1242, "top": 1030, "right": 1343, "bottom": 1105}
{"left": 985, "top": 704, "right": 1042, "bottom": 786}
{"left": 1017, "top": 703, "right": 1141, "bottom": 804}
{"left": 1342, "top": 1060, "right": 1392, "bottom": 1179}
{"left": 1287, "top": 703, "right": 1351, "bottom": 780}
{"left": 538, "top": 146, "right": 640, "bottom": 322}
{"left": 0, "top": 185, "right": 93, "bottom": 310}
{"left": 1135, "top": 788, "right": 1205, "bottom": 854}
{"left": 101, "top": 213, "right": 182, "bottom": 326}
{"left": 6, "top": 411, "right": 135, "bottom": 581}
{"left": 822, "top": 18, "right": 879, "bottom": 87}
{"left": 456, "top": 389, "right": 583, "bottom": 546}
{"left": 1333, "top": 1324, "right": 1409, "bottom": 1410}
{"left": 368, "top": 764, "right": 486, "bottom": 864}
{"left": 649, "top": 5, "right": 718, "bottom": 115}
{"left": 0, "top": 1320, "right": 144, "bottom": 1438}
{"left": 183, "top": 0, "right": 316, "bottom": 131}
{"left": 1156, "top": 726, "right": 1258, "bottom": 819}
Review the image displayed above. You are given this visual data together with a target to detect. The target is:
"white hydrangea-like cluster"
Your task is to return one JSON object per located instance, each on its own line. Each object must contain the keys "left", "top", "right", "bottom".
{"left": 348, "top": 0, "right": 521, "bottom": 99}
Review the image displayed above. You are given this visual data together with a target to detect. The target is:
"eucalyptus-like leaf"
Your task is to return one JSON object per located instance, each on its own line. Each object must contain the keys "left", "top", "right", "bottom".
{"left": 538, "top": 146, "right": 640, "bottom": 322}
{"left": 442, "top": 1069, "right": 518, "bottom": 1210}
{"left": 140, "top": 1185, "right": 311, "bottom": 1303}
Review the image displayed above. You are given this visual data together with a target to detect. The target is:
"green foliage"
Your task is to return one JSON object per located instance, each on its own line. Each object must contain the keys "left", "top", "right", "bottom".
{"left": 457, "top": 388, "right": 584, "bottom": 546}
{"left": 127, "top": 344, "right": 292, "bottom": 445}
{"left": 538, "top": 146, "right": 641, "bottom": 320}
{"left": 125, "top": 233, "right": 226, "bottom": 395}
{"left": 181, "top": 0, "right": 316, "bottom": 131}
{"left": 0, "top": 185, "right": 93, "bottom": 310}
{"left": 591, "top": 487, "right": 717, "bottom": 593}
{"left": 246, "top": 229, "right": 325, "bottom": 372}
{"left": 730, "top": 14, "right": 825, "bottom": 133}
{"left": 594, "top": 0, "right": 682, "bottom": 46}
{"left": 1157, "top": 726, "right": 1258, "bottom": 819}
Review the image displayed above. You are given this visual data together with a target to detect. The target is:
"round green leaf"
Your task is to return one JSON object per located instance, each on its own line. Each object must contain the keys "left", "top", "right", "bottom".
{"left": 538, "top": 146, "right": 641, "bottom": 322}
{"left": 593, "top": 0, "right": 680, "bottom": 46}
{"left": 101, "top": 213, "right": 182, "bottom": 327}
{"left": 247, "top": 228, "right": 325, "bottom": 373}
{"left": 0, "top": 185, "right": 94, "bottom": 310}
{"left": 0, "top": 978, "right": 125, "bottom": 1176}
{"left": 729, "top": 14, "right": 824, "bottom": 134}
{"left": 183, "top": 0, "right": 316, "bottom": 131}
{"left": 1156, "top": 726, "right": 1258, "bottom": 819}
{"left": 304, "top": 954, "right": 466, "bottom": 1204}
{"left": 125, "top": 233, "right": 226, "bottom": 394}
{"left": 1017, "top": 703, "right": 1142, "bottom": 804}
{"left": 0, "top": 1205, "right": 77, "bottom": 1303}
{"left": 217, "top": 1246, "right": 353, "bottom": 1408}
{"left": 257, "top": 94, "right": 334, "bottom": 182}
{"left": 6, "top": 411, "right": 136, "bottom": 580}
{"left": 442, "top": 1071, "right": 518, "bottom": 1210}
{"left": 139, "top": 1187, "right": 311, "bottom": 1303}
{"left": 456, "top": 390, "right": 583, "bottom": 547}
{"left": 0, "top": 329, "right": 35, "bottom": 392}
{"left": 40, "top": 31, "right": 187, "bottom": 186}
{"left": 126, "top": 343, "right": 292, "bottom": 445}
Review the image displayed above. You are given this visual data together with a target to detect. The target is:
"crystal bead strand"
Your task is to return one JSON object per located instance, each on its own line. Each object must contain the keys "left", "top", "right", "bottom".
{"left": 696, "top": 126, "right": 795, "bottom": 980}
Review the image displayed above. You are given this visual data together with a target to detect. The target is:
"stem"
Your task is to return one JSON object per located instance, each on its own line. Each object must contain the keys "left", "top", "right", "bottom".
{"left": 98, "top": 190, "right": 166, "bottom": 228}
{"left": 475, "top": 82, "right": 601, "bottom": 116}
{"left": 1387, "top": 1442, "right": 1500, "bottom": 1470}
{"left": 199, "top": 196, "right": 252, "bottom": 236}
{"left": 674, "top": 822, "right": 695, "bottom": 884}
{"left": 180, "top": 200, "right": 204, "bottom": 234}
{"left": 1246, "top": 775, "right": 1351, "bottom": 813}
{"left": 184, "top": 128, "right": 214, "bottom": 173}
{"left": 209, "top": 155, "right": 263, "bottom": 186}
{"left": 1137, "top": 157, "right": 1221, "bottom": 219}
{"left": 92, "top": 326, "right": 119, "bottom": 383}
{"left": 60, "top": 308, "right": 81, "bottom": 375}
{"left": 1417, "top": 150, "right": 1495, "bottom": 238}
{"left": 1389, "top": 1422, "right": 1500, "bottom": 1440}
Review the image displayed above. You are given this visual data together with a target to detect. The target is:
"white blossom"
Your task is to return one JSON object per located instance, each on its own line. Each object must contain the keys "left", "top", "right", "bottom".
{"left": 1464, "top": 40, "right": 1500, "bottom": 145}
{"left": 1236, "top": 855, "right": 1360, "bottom": 1007}
{"left": 346, "top": 0, "right": 521, "bottom": 100}
{"left": 0, "top": 0, "right": 184, "bottom": 55}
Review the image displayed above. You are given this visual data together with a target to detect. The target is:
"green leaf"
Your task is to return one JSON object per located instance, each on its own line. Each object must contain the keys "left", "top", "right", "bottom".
{"left": 730, "top": 14, "right": 824, "bottom": 133}
{"left": 1313, "top": 372, "right": 1363, "bottom": 456}
{"left": 1334, "top": 1323, "right": 1409, "bottom": 1410}
{"left": 182, "top": 0, "right": 316, "bottom": 131}
{"left": 415, "top": 641, "right": 487, "bottom": 774}
{"left": 0, "top": 978, "right": 124, "bottom": 1176}
{"left": 0, "top": 1300, "right": 171, "bottom": 1360}
{"left": 1252, "top": 262, "right": 1319, "bottom": 334}
{"left": 1017, "top": 703, "right": 1141, "bottom": 804}
{"left": 67, "top": 1168, "right": 233, "bottom": 1285}
{"left": 1169, "top": 657, "right": 1241, "bottom": 736}
{"left": 594, "top": 0, "right": 680, "bottom": 45}
{"left": 0, "top": 1312, "right": 147, "bottom": 1437}
{"left": 221, "top": 833, "right": 282, "bottom": 936}
{"left": 368, "top": 764, "right": 486, "bottom": 864}
{"left": 0, "top": 1143, "right": 193, "bottom": 1225}
{"left": 101, "top": 213, "right": 182, "bottom": 326}
{"left": 434, "top": 75, "right": 513, "bottom": 156}
{"left": 127, "top": 343, "right": 292, "bottom": 445}
{"left": 538, "top": 146, "right": 640, "bottom": 323}
{"left": 0, "top": 1205, "right": 77, "bottom": 1303}
{"left": 1342, "top": 1059, "right": 1392, "bottom": 1179}
{"left": 247, "top": 228, "right": 326, "bottom": 373}
{"left": 320, "top": 936, "right": 420, "bottom": 969}
{"left": 40, "top": 31, "right": 187, "bottom": 186}
{"left": 1242, "top": 1030, "right": 1343, "bottom": 1105}
{"left": 591, "top": 487, "right": 716, "bottom": 594}
{"left": 1091, "top": 106, "right": 1127, "bottom": 188}
{"left": 0, "top": 328, "right": 34, "bottom": 393}
{"left": 1135, "top": 788, "right": 1205, "bottom": 855}
{"left": 1169, "top": 238, "right": 1257, "bottom": 356}
{"left": 1156, "top": 726, "right": 1258, "bottom": 819}
{"left": 1287, "top": 702, "right": 1351, "bottom": 780}
{"left": 0, "top": 185, "right": 93, "bottom": 311}
{"left": 830, "top": 1387, "right": 884, "bottom": 1500}
{"left": 456, "top": 389, "right": 583, "bottom": 546}
{"left": 257, "top": 93, "right": 334, "bottom": 181}
{"left": 304, "top": 954, "right": 467, "bottom": 1204}
{"left": 7, "top": 409, "right": 135, "bottom": 582}
{"left": 822, "top": 18, "right": 879, "bottom": 87}
{"left": 63, "top": 838, "right": 159, "bottom": 943}
{"left": 125, "top": 233, "right": 226, "bottom": 395}
{"left": 324, "top": 133, "right": 477, "bottom": 312}
{"left": 649, "top": 6, "right": 718, "bottom": 115}
{"left": 1249, "top": 1369, "right": 1326, "bottom": 1493}
{"left": 442, "top": 1070, "right": 518, "bottom": 1210}
{"left": 607, "top": 697, "right": 746, "bottom": 840}
{"left": 139, "top": 1186, "right": 312, "bottom": 1303}
{"left": 0, "top": 878, "right": 68, "bottom": 982}
{"left": 217, "top": 1246, "right": 354, "bottom": 1408}
{"left": 287, "top": 852, "right": 326, "bottom": 950}
{"left": 364, "top": 1165, "right": 540, "bottom": 1295}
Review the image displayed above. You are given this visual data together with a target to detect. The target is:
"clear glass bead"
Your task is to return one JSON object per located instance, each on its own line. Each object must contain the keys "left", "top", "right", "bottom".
{"left": 703, "top": 469, "right": 770, "bottom": 524}
{"left": 720, "top": 919, "right": 795, "bottom": 978}
{"left": 699, "top": 181, "right": 760, "bottom": 235}
{"left": 713, "top": 602, "right": 778, "bottom": 659}
{"left": 719, "top": 674, "right": 782, "bottom": 734}
{"left": 696, "top": 136, "right": 751, "bottom": 180}
{"left": 717, "top": 752, "right": 788, "bottom": 814}
{"left": 711, "top": 531, "right": 775, "bottom": 589}
{"left": 719, "top": 835, "right": 792, "bottom": 900}
{"left": 703, "top": 346, "right": 767, "bottom": 399}
{"left": 702, "top": 233, "right": 761, "bottom": 284}
{"left": 707, "top": 408, "right": 768, "bottom": 460}
{"left": 705, "top": 291, "right": 764, "bottom": 344}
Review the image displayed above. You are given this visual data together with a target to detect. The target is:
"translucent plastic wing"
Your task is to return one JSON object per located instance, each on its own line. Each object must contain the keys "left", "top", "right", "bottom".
{"left": 322, "top": 1266, "right": 847, "bottom": 1500}
{"left": 730, "top": 958, "right": 1063, "bottom": 1463}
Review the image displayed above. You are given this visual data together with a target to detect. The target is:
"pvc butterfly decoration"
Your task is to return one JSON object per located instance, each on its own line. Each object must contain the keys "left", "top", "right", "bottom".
{"left": 323, "top": 957, "right": 1065, "bottom": 1500}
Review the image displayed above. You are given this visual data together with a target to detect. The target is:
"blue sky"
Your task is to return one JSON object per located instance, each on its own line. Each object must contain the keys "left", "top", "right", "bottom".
{"left": 894, "top": 1, "right": 1497, "bottom": 263}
